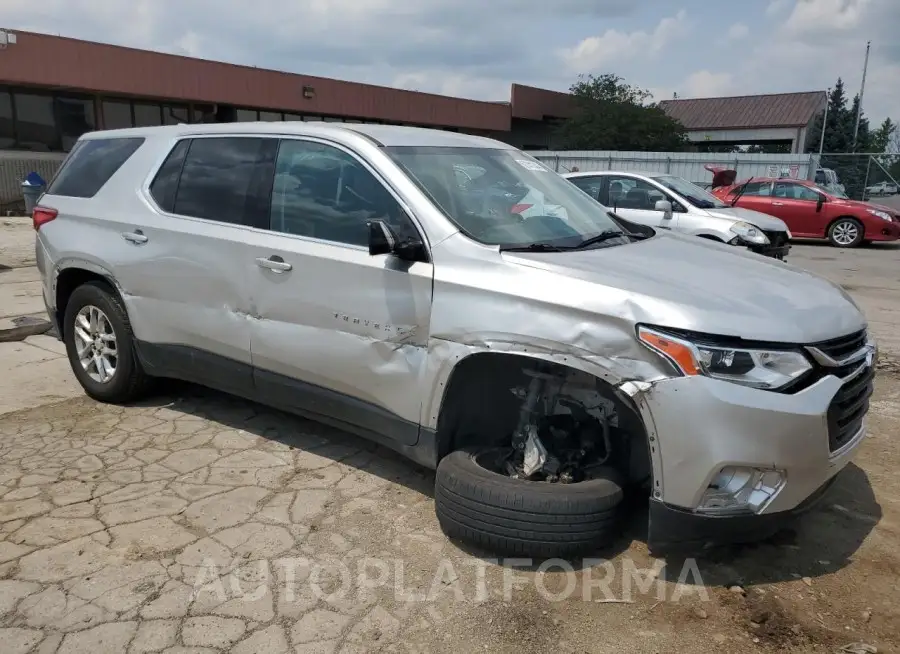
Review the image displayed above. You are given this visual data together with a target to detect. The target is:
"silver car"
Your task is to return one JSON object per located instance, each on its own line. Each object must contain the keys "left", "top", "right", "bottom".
{"left": 34, "top": 123, "right": 874, "bottom": 556}
{"left": 564, "top": 170, "right": 792, "bottom": 260}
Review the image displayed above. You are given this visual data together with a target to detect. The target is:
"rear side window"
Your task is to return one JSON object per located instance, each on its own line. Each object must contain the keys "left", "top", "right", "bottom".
{"left": 47, "top": 137, "right": 145, "bottom": 198}
{"left": 569, "top": 176, "right": 603, "bottom": 201}
{"left": 171, "top": 137, "right": 276, "bottom": 226}
{"left": 149, "top": 139, "right": 190, "bottom": 212}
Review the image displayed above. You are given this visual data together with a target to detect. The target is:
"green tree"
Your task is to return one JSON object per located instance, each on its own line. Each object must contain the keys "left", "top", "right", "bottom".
{"left": 557, "top": 74, "right": 688, "bottom": 151}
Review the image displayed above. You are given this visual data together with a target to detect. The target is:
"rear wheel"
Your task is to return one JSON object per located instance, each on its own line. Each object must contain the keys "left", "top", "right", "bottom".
{"left": 435, "top": 446, "right": 624, "bottom": 557}
{"left": 63, "top": 281, "right": 152, "bottom": 403}
{"left": 827, "top": 218, "right": 864, "bottom": 248}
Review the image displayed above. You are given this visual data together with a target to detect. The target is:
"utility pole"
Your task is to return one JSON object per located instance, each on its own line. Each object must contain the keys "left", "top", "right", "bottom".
{"left": 852, "top": 40, "right": 871, "bottom": 149}
{"left": 818, "top": 88, "right": 830, "bottom": 158}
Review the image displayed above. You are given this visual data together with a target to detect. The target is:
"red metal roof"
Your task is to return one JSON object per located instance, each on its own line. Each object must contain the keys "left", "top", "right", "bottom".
{"left": 659, "top": 91, "right": 826, "bottom": 130}
{"left": 0, "top": 31, "right": 516, "bottom": 131}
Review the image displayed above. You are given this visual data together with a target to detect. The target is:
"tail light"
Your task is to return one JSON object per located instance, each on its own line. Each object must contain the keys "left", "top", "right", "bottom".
{"left": 511, "top": 204, "right": 533, "bottom": 214}
{"left": 32, "top": 206, "right": 58, "bottom": 231}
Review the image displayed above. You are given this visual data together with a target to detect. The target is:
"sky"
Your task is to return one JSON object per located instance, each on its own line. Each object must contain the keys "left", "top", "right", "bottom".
{"left": 1, "top": 0, "right": 898, "bottom": 125}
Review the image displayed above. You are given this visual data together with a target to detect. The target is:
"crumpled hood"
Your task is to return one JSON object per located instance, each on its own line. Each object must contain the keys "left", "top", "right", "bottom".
{"left": 703, "top": 206, "right": 790, "bottom": 232}
{"left": 506, "top": 232, "right": 865, "bottom": 344}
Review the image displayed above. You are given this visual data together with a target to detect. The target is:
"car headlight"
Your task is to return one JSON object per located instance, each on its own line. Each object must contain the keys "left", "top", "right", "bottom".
{"left": 729, "top": 221, "right": 769, "bottom": 245}
{"left": 866, "top": 208, "right": 892, "bottom": 221}
{"left": 637, "top": 326, "right": 812, "bottom": 390}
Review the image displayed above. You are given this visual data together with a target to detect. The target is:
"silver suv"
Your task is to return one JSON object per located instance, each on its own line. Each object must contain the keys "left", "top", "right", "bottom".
{"left": 564, "top": 170, "right": 792, "bottom": 260}
{"left": 35, "top": 123, "right": 874, "bottom": 556}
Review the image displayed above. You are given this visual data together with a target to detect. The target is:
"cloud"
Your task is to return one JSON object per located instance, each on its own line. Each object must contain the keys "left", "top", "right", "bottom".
{"left": 558, "top": 10, "right": 688, "bottom": 74}
{"left": 765, "top": 0, "right": 792, "bottom": 16}
{"left": 682, "top": 71, "right": 735, "bottom": 98}
{"left": 726, "top": 23, "right": 750, "bottom": 41}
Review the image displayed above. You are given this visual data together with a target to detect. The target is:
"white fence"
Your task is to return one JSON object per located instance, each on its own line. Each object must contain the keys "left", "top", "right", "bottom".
{"left": 525, "top": 150, "right": 816, "bottom": 186}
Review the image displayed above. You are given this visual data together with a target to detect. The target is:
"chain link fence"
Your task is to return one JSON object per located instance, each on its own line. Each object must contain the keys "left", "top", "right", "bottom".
{"left": 812, "top": 153, "right": 900, "bottom": 202}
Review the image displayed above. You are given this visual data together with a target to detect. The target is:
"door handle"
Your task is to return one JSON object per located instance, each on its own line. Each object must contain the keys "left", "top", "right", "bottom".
{"left": 255, "top": 256, "right": 292, "bottom": 273}
{"left": 772, "top": 202, "right": 784, "bottom": 206}
{"left": 122, "top": 230, "right": 148, "bottom": 244}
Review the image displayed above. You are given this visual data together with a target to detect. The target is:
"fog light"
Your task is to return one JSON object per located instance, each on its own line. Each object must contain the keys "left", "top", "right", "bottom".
{"left": 697, "top": 467, "right": 785, "bottom": 515}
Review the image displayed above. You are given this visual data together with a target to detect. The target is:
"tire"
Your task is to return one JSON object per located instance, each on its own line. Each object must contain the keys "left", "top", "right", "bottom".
{"left": 63, "top": 280, "right": 152, "bottom": 403}
{"left": 827, "top": 218, "right": 864, "bottom": 248}
{"left": 435, "top": 447, "right": 624, "bottom": 558}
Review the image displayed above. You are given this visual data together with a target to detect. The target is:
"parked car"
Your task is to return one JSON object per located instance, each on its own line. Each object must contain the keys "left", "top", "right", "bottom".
{"left": 712, "top": 176, "right": 900, "bottom": 247}
{"left": 564, "top": 170, "right": 792, "bottom": 260}
{"left": 35, "top": 123, "right": 874, "bottom": 556}
{"left": 865, "top": 181, "right": 898, "bottom": 197}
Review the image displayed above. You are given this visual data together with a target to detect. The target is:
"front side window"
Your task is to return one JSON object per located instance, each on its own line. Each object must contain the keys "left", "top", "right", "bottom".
{"left": 386, "top": 146, "right": 627, "bottom": 248}
{"left": 270, "top": 139, "right": 418, "bottom": 246}
{"left": 173, "top": 137, "right": 276, "bottom": 226}
{"left": 607, "top": 176, "right": 667, "bottom": 210}
{"left": 774, "top": 182, "right": 821, "bottom": 201}
{"left": 650, "top": 174, "right": 728, "bottom": 209}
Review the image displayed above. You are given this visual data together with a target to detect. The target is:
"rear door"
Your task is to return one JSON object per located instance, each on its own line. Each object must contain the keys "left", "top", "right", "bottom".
{"left": 246, "top": 137, "right": 434, "bottom": 446}
{"left": 117, "top": 135, "right": 276, "bottom": 396}
{"left": 728, "top": 180, "right": 776, "bottom": 216}
{"left": 567, "top": 175, "right": 605, "bottom": 202}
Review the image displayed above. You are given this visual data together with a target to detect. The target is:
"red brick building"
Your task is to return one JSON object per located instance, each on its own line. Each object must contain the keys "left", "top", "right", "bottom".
{"left": 0, "top": 30, "right": 576, "bottom": 154}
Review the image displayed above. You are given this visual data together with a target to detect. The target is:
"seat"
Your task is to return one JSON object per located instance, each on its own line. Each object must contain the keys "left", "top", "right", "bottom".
{"left": 622, "top": 188, "right": 652, "bottom": 210}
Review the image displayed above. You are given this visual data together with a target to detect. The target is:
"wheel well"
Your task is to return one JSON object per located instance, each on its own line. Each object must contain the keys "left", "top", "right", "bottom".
{"left": 55, "top": 268, "right": 116, "bottom": 338}
{"left": 434, "top": 352, "right": 652, "bottom": 485}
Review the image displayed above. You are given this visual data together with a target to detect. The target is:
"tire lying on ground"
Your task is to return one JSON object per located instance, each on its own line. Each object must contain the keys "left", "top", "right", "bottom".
{"left": 434, "top": 446, "right": 624, "bottom": 558}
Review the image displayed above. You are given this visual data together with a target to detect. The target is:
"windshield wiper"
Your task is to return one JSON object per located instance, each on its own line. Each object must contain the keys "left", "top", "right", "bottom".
{"left": 499, "top": 242, "right": 567, "bottom": 252}
{"left": 569, "top": 229, "right": 643, "bottom": 249}
{"left": 731, "top": 176, "right": 753, "bottom": 206}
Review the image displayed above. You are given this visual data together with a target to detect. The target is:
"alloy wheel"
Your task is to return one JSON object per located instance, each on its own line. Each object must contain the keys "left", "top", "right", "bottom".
{"left": 73, "top": 304, "right": 118, "bottom": 383}
{"left": 832, "top": 221, "right": 859, "bottom": 246}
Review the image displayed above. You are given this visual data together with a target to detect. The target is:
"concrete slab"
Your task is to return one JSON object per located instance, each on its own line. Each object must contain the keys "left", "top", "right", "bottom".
{"left": 0, "top": 341, "right": 81, "bottom": 415}
{"left": 0, "top": 276, "right": 45, "bottom": 320}
{"left": 0, "top": 216, "right": 35, "bottom": 270}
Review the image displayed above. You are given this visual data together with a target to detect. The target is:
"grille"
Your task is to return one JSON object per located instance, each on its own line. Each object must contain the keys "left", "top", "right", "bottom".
{"left": 762, "top": 230, "right": 789, "bottom": 248}
{"left": 826, "top": 364, "right": 874, "bottom": 452}
{"left": 812, "top": 329, "right": 868, "bottom": 361}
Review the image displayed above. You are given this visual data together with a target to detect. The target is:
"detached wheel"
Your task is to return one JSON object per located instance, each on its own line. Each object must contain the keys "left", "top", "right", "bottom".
{"left": 435, "top": 447, "right": 624, "bottom": 557}
{"left": 63, "top": 281, "right": 152, "bottom": 403}
{"left": 827, "top": 218, "right": 864, "bottom": 248}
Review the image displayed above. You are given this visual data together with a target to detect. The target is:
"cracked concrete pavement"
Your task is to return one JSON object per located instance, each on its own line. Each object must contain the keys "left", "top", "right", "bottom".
{"left": 0, "top": 228, "right": 899, "bottom": 653}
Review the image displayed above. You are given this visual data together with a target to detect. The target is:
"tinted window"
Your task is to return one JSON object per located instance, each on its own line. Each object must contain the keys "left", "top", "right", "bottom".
{"left": 174, "top": 137, "right": 276, "bottom": 226}
{"left": 13, "top": 93, "right": 58, "bottom": 151}
{"left": 102, "top": 100, "right": 134, "bottom": 130}
{"left": 163, "top": 104, "right": 190, "bottom": 125}
{"left": 56, "top": 95, "right": 96, "bottom": 151}
{"left": 149, "top": 140, "right": 191, "bottom": 212}
{"left": 134, "top": 103, "right": 162, "bottom": 127}
{"left": 259, "top": 111, "right": 282, "bottom": 122}
{"left": 270, "top": 139, "right": 418, "bottom": 246}
{"left": 569, "top": 176, "right": 603, "bottom": 201}
{"left": 46, "top": 137, "right": 144, "bottom": 198}
{"left": 236, "top": 109, "right": 258, "bottom": 122}
{"left": 607, "top": 176, "right": 667, "bottom": 210}
{"left": 0, "top": 89, "right": 12, "bottom": 149}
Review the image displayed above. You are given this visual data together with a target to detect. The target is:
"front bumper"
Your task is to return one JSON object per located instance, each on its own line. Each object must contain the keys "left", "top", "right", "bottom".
{"left": 634, "top": 367, "right": 870, "bottom": 551}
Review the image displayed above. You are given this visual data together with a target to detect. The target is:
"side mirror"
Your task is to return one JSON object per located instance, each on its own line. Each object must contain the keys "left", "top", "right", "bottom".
{"left": 367, "top": 220, "right": 428, "bottom": 262}
{"left": 816, "top": 194, "right": 826, "bottom": 211}
{"left": 655, "top": 199, "right": 674, "bottom": 219}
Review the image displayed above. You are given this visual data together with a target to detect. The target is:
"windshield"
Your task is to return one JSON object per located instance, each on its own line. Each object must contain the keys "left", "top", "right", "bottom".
{"left": 385, "top": 146, "right": 631, "bottom": 248}
{"left": 650, "top": 174, "right": 729, "bottom": 209}
{"left": 814, "top": 183, "right": 847, "bottom": 198}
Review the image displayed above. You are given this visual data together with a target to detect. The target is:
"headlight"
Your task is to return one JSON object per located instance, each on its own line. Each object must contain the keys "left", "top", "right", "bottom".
{"left": 866, "top": 208, "right": 892, "bottom": 221}
{"left": 637, "top": 326, "right": 812, "bottom": 390}
{"left": 729, "top": 221, "right": 769, "bottom": 245}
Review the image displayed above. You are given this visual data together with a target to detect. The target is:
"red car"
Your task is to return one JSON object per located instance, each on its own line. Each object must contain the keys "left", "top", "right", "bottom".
{"left": 711, "top": 177, "right": 900, "bottom": 248}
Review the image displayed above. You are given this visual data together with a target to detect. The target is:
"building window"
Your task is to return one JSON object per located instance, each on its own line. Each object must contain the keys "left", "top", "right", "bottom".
{"left": 163, "top": 104, "right": 190, "bottom": 125}
{"left": 133, "top": 103, "right": 163, "bottom": 127}
{"left": 259, "top": 111, "right": 282, "bottom": 122}
{"left": 102, "top": 100, "right": 134, "bottom": 130}
{"left": 236, "top": 109, "right": 258, "bottom": 122}
{"left": 13, "top": 92, "right": 59, "bottom": 151}
{"left": 283, "top": 113, "right": 303, "bottom": 121}
{"left": 301, "top": 116, "right": 322, "bottom": 121}
{"left": 56, "top": 95, "right": 96, "bottom": 151}
{"left": 0, "top": 88, "right": 13, "bottom": 149}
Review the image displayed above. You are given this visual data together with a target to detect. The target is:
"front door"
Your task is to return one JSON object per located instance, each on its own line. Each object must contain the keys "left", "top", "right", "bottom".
{"left": 246, "top": 138, "right": 434, "bottom": 446}
{"left": 768, "top": 182, "right": 826, "bottom": 237}
{"left": 604, "top": 175, "right": 676, "bottom": 229}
